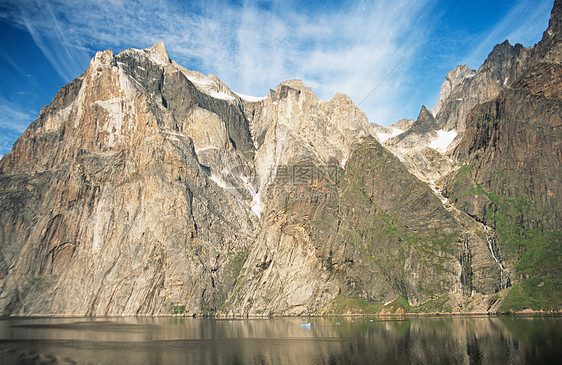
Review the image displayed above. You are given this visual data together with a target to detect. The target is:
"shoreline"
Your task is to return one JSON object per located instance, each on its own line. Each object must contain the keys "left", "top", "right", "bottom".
{"left": 2, "top": 310, "right": 560, "bottom": 320}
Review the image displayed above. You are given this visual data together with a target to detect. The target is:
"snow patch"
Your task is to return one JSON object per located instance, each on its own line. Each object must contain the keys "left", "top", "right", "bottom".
{"left": 209, "top": 174, "right": 227, "bottom": 189}
{"left": 384, "top": 298, "right": 395, "bottom": 306}
{"left": 251, "top": 192, "right": 263, "bottom": 218}
{"left": 162, "top": 130, "right": 186, "bottom": 138}
{"left": 185, "top": 74, "right": 213, "bottom": 86}
{"left": 235, "top": 92, "right": 267, "bottom": 102}
{"left": 147, "top": 52, "right": 168, "bottom": 67}
{"left": 376, "top": 128, "right": 404, "bottom": 143}
{"left": 129, "top": 76, "right": 142, "bottom": 87}
{"left": 246, "top": 182, "right": 263, "bottom": 218}
{"left": 429, "top": 129, "right": 457, "bottom": 153}
{"left": 183, "top": 74, "right": 235, "bottom": 101}
{"left": 209, "top": 90, "right": 235, "bottom": 101}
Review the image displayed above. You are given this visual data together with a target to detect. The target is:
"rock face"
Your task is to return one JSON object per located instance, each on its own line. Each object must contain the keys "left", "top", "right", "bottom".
{"left": 0, "top": 43, "right": 257, "bottom": 315}
{"left": 0, "top": 3, "right": 560, "bottom": 316}
{"left": 444, "top": 0, "right": 562, "bottom": 312}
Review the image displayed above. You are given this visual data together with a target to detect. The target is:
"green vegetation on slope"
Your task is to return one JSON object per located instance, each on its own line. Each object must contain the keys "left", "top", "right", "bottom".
{"left": 325, "top": 294, "right": 454, "bottom": 314}
{"left": 500, "top": 276, "right": 562, "bottom": 312}
{"left": 446, "top": 165, "right": 562, "bottom": 311}
{"left": 335, "top": 142, "right": 460, "bottom": 301}
{"left": 326, "top": 295, "right": 384, "bottom": 314}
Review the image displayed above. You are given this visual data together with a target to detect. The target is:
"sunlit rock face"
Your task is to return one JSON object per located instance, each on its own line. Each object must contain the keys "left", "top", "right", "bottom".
{"left": 0, "top": 41, "right": 479, "bottom": 316}
{"left": 0, "top": 1, "right": 560, "bottom": 316}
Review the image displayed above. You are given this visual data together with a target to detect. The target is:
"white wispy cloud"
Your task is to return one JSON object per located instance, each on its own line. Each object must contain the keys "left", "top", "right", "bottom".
{"left": 0, "top": 96, "right": 37, "bottom": 153}
{"left": 1, "top": 0, "right": 437, "bottom": 125}
{"left": 1, "top": 0, "right": 553, "bottom": 126}
{"left": 0, "top": 98, "right": 37, "bottom": 133}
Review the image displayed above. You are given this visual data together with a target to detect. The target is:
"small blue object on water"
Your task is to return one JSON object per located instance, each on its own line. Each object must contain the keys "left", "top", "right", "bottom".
{"left": 300, "top": 323, "right": 311, "bottom": 329}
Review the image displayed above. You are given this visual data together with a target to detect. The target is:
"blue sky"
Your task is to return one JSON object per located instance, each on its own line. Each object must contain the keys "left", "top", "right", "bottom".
{"left": 0, "top": 0, "right": 554, "bottom": 155}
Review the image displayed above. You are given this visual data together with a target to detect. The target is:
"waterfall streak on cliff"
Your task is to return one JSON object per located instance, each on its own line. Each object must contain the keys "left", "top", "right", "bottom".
{"left": 482, "top": 224, "right": 510, "bottom": 289}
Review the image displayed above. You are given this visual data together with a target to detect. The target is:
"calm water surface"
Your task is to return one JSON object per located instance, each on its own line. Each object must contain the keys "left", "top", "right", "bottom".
{"left": 0, "top": 316, "right": 560, "bottom": 364}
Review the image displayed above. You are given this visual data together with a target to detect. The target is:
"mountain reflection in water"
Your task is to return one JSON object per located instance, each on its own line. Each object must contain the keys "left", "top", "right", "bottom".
{"left": 0, "top": 316, "right": 560, "bottom": 364}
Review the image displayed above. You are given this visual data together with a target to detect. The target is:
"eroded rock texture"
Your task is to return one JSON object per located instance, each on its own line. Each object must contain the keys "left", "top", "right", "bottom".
{"left": 0, "top": 1, "right": 561, "bottom": 316}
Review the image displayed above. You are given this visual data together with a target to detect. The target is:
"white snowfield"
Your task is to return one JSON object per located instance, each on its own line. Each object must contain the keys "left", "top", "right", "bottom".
{"left": 376, "top": 128, "right": 404, "bottom": 143}
{"left": 235, "top": 92, "right": 268, "bottom": 102}
{"left": 429, "top": 129, "right": 457, "bottom": 152}
{"left": 209, "top": 90, "right": 235, "bottom": 101}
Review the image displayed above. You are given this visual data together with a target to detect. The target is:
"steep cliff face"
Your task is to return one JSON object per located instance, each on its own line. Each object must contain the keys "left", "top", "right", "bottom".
{"left": 224, "top": 138, "right": 473, "bottom": 316}
{"left": 0, "top": 43, "right": 258, "bottom": 315}
{"left": 444, "top": 0, "right": 562, "bottom": 312}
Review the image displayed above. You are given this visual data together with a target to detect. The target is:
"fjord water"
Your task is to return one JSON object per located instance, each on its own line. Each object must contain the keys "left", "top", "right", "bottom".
{"left": 0, "top": 316, "right": 560, "bottom": 364}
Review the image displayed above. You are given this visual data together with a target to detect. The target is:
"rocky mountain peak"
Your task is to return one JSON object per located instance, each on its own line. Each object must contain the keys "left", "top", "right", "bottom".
{"left": 90, "top": 49, "right": 116, "bottom": 69}
{"left": 277, "top": 79, "right": 313, "bottom": 93}
{"left": 433, "top": 65, "right": 476, "bottom": 116}
{"left": 387, "top": 105, "right": 437, "bottom": 146}
{"left": 148, "top": 41, "right": 170, "bottom": 64}
{"left": 545, "top": 0, "right": 562, "bottom": 38}
{"left": 479, "top": 40, "right": 525, "bottom": 74}
{"left": 536, "top": 0, "right": 562, "bottom": 64}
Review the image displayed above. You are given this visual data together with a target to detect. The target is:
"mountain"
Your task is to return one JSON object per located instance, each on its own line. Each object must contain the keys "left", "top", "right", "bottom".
{"left": 444, "top": 0, "right": 562, "bottom": 312}
{"left": 0, "top": 2, "right": 560, "bottom": 316}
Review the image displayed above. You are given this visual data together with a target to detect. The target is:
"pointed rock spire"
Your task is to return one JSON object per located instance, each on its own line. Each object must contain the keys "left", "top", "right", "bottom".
{"left": 146, "top": 41, "right": 170, "bottom": 65}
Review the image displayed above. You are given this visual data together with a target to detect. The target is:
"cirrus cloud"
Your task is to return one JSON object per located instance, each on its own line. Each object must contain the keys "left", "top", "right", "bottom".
{"left": 0, "top": 0, "right": 554, "bottom": 128}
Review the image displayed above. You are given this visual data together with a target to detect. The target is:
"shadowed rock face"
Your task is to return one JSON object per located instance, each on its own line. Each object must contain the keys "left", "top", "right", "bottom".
{"left": 443, "top": 0, "right": 562, "bottom": 311}
{"left": 452, "top": 63, "right": 562, "bottom": 228}
{"left": 0, "top": 2, "right": 561, "bottom": 316}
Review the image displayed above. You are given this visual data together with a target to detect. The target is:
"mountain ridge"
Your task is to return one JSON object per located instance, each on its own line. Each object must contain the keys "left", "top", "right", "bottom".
{"left": 0, "top": 1, "right": 560, "bottom": 316}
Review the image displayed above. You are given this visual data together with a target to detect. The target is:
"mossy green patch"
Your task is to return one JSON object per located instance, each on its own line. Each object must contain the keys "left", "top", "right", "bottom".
{"left": 500, "top": 276, "right": 562, "bottom": 312}
{"left": 327, "top": 295, "right": 383, "bottom": 314}
{"left": 412, "top": 295, "right": 452, "bottom": 313}
{"left": 386, "top": 296, "right": 413, "bottom": 312}
{"left": 171, "top": 305, "right": 186, "bottom": 315}
{"left": 228, "top": 249, "right": 249, "bottom": 281}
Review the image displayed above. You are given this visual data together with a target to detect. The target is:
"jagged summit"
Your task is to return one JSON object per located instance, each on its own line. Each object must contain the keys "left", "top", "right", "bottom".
{"left": 432, "top": 65, "right": 475, "bottom": 117}
{"left": 115, "top": 41, "right": 172, "bottom": 67}
{"left": 536, "top": 0, "right": 562, "bottom": 63}
{"left": 278, "top": 79, "right": 313, "bottom": 93}
{"left": 544, "top": 0, "right": 562, "bottom": 39}
{"left": 148, "top": 41, "right": 170, "bottom": 63}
